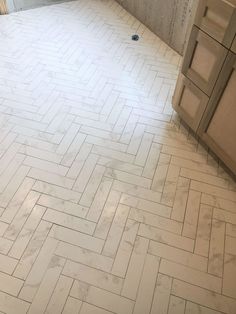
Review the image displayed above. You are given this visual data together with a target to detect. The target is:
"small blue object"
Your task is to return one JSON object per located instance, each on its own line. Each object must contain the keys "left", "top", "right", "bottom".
{"left": 132, "top": 34, "right": 139, "bottom": 41}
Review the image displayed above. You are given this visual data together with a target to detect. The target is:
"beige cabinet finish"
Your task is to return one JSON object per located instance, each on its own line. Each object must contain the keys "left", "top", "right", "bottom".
{"left": 198, "top": 53, "right": 236, "bottom": 174}
{"left": 172, "top": 0, "right": 236, "bottom": 176}
{"left": 173, "top": 74, "right": 209, "bottom": 131}
{"left": 182, "top": 26, "right": 228, "bottom": 96}
{"left": 232, "top": 36, "right": 236, "bottom": 53}
{"left": 195, "top": 0, "right": 236, "bottom": 48}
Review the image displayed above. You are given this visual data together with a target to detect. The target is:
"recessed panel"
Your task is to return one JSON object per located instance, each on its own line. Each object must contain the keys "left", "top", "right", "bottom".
{"left": 191, "top": 43, "right": 217, "bottom": 82}
{"left": 207, "top": 69, "right": 236, "bottom": 163}
{"left": 180, "top": 87, "right": 201, "bottom": 118}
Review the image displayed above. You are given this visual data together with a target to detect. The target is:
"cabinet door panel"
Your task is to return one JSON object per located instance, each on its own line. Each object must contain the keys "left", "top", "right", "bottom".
{"left": 231, "top": 36, "right": 236, "bottom": 53}
{"left": 172, "top": 74, "right": 209, "bottom": 131}
{"left": 199, "top": 52, "right": 236, "bottom": 175}
{"left": 195, "top": 0, "right": 236, "bottom": 48}
{"left": 182, "top": 26, "right": 228, "bottom": 96}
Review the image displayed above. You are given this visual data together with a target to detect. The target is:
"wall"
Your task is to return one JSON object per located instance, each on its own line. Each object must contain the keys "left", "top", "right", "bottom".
{"left": 6, "top": 0, "right": 71, "bottom": 12}
{"left": 116, "top": 0, "right": 199, "bottom": 55}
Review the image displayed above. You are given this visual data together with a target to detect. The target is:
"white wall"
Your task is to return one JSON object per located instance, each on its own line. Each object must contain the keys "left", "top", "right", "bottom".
{"left": 116, "top": 0, "right": 199, "bottom": 55}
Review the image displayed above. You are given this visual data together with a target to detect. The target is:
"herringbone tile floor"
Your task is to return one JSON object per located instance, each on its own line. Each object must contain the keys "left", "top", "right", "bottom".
{"left": 0, "top": 0, "right": 236, "bottom": 313}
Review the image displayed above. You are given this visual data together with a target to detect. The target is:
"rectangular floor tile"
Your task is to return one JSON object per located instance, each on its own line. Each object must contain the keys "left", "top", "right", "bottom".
{"left": 63, "top": 260, "right": 123, "bottom": 295}
{"left": 172, "top": 279, "right": 236, "bottom": 314}
{"left": 159, "top": 259, "right": 221, "bottom": 293}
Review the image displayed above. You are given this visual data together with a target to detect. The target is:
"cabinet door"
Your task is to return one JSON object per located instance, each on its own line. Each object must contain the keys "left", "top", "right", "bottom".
{"left": 198, "top": 52, "right": 236, "bottom": 175}
{"left": 232, "top": 36, "right": 236, "bottom": 53}
{"left": 182, "top": 26, "right": 228, "bottom": 96}
{"left": 172, "top": 74, "right": 209, "bottom": 131}
{"left": 195, "top": 0, "right": 236, "bottom": 48}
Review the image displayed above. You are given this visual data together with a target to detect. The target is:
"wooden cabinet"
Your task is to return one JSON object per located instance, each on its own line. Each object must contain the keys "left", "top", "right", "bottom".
{"left": 173, "top": 74, "right": 209, "bottom": 131}
{"left": 232, "top": 36, "right": 236, "bottom": 53}
{"left": 198, "top": 53, "right": 236, "bottom": 174}
{"left": 172, "top": 0, "right": 236, "bottom": 176}
{"left": 182, "top": 26, "right": 228, "bottom": 96}
{"left": 195, "top": 0, "right": 236, "bottom": 48}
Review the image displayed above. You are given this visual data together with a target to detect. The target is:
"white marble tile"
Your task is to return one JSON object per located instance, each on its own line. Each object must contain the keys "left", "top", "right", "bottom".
{"left": 127, "top": 123, "right": 146, "bottom": 155}
{"left": 4, "top": 191, "right": 41, "bottom": 241}
{"left": 168, "top": 296, "right": 185, "bottom": 314}
{"left": 171, "top": 176, "right": 190, "bottom": 222}
{"left": 72, "top": 283, "right": 134, "bottom": 314}
{"left": 73, "top": 154, "right": 99, "bottom": 192}
{"left": 79, "top": 165, "right": 105, "bottom": 207}
{"left": 119, "top": 114, "right": 139, "bottom": 145}
{"left": 191, "top": 181, "right": 236, "bottom": 203}
{"left": 28, "top": 168, "right": 74, "bottom": 189}
{"left": 98, "top": 157, "right": 143, "bottom": 176}
{"left": 49, "top": 225, "right": 104, "bottom": 253}
{"left": 194, "top": 204, "right": 213, "bottom": 257}
{"left": 0, "top": 253, "right": 18, "bottom": 275}
{"left": 181, "top": 168, "right": 229, "bottom": 189}
{"left": 0, "top": 291, "right": 29, "bottom": 314}
{"left": 122, "top": 236, "right": 149, "bottom": 300}
{"left": 18, "top": 237, "right": 59, "bottom": 302}
{"left": 182, "top": 190, "right": 201, "bottom": 239}
{"left": 149, "top": 241, "right": 207, "bottom": 272}
{"left": 24, "top": 156, "right": 68, "bottom": 176}
{"left": 13, "top": 221, "right": 52, "bottom": 280}
{"left": 27, "top": 256, "right": 65, "bottom": 314}
{"left": 102, "top": 204, "right": 130, "bottom": 258}
{"left": 142, "top": 142, "right": 161, "bottom": 179}
{"left": 8, "top": 205, "right": 46, "bottom": 259}
{"left": 0, "top": 271, "right": 24, "bottom": 296}
{"left": 129, "top": 207, "right": 182, "bottom": 234}
{"left": 86, "top": 176, "right": 113, "bottom": 222}
{"left": 32, "top": 180, "right": 81, "bottom": 203}
{"left": 62, "top": 297, "right": 82, "bottom": 314}
{"left": 86, "top": 135, "right": 127, "bottom": 152}
{"left": 19, "top": 145, "right": 62, "bottom": 164}
{"left": 55, "top": 241, "right": 113, "bottom": 271}
{"left": 120, "top": 194, "right": 171, "bottom": 218}
{"left": 104, "top": 168, "right": 151, "bottom": 188}
{"left": 161, "top": 165, "right": 180, "bottom": 207}
{"left": 201, "top": 193, "right": 236, "bottom": 213}
{"left": 172, "top": 279, "right": 236, "bottom": 314}
{"left": 43, "top": 208, "right": 95, "bottom": 234}
{"left": 160, "top": 259, "right": 221, "bottom": 293}
{"left": 133, "top": 254, "right": 160, "bottom": 314}
{"left": 94, "top": 190, "right": 121, "bottom": 240}
{"left": 213, "top": 208, "right": 236, "bottom": 225}
{"left": 185, "top": 301, "right": 223, "bottom": 314}
{"left": 0, "top": 165, "right": 30, "bottom": 208}
{"left": 135, "top": 132, "right": 153, "bottom": 166}
{"left": 92, "top": 145, "right": 134, "bottom": 163}
{"left": 38, "top": 194, "right": 87, "bottom": 218}
{"left": 152, "top": 153, "right": 171, "bottom": 193}
{"left": 63, "top": 260, "right": 123, "bottom": 294}
{"left": 0, "top": 154, "right": 25, "bottom": 194}
{"left": 226, "top": 223, "right": 236, "bottom": 238}
{"left": 112, "top": 180, "right": 161, "bottom": 203}
{"left": 162, "top": 146, "right": 207, "bottom": 163}
{"left": 111, "top": 219, "right": 139, "bottom": 277}
{"left": 139, "top": 224, "right": 194, "bottom": 252}
{"left": 150, "top": 274, "right": 172, "bottom": 314}
{"left": 45, "top": 275, "right": 73, "bottom": 314}
{"left": 66, "top": 143, "right": 92, "bottom": 179}
{"left": 80, "top": 303, "right": 113, "bottom": 314}
{"left": 0, "top": 177, "right": 35, "bottom": 223}
{"left": 208, "top": 219, "right": 225, "bottom": 277}
{"left": 0, "top": 221, "right": 9, "bottom": 236}
{"left": 223, "top": 252, "right": 236, "bottom": 299}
